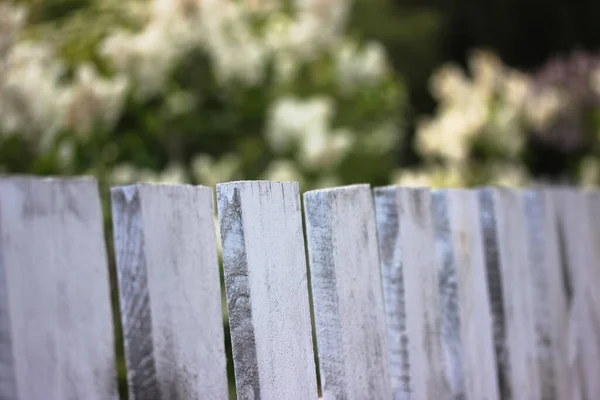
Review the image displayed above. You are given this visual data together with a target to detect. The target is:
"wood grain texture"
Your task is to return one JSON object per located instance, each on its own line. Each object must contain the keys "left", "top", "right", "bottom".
{"left": 111, "top": 184, "right": 228, "bottom": 400}
{"left": 431, "top": 190, "right": 499, "bottom": 400}
{"left": 523, "top": 190, "right": 577, "bottom": 400}
{"left": 431, "top": 192, "right": 465, "bottom": 399}
{"left": 478, "top": 188, "right": 541, "bottom": 400}
{"left": 581, "top": 190, "right": 600, "bottom": 400}
{"left": 374, "top": 187, "right": 451, "bottom": 400}
{"left": 217, "top": 181, "right": 318, "bottom": 400}
{"left": 372, "top": 188, "right": 411, "bottom": 400}
{"left": 0, "top": 176, "right": 117, "bottom": 400}
{"left": 552, "top": 188, "right": 600, "bottom": 400}
{"left": 304, "top": 184, "right": 392, "bottom": 400}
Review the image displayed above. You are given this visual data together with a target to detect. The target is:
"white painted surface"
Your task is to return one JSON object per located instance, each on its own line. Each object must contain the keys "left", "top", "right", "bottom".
{"left": 582, "top": 190, "right": 600, "bottom": 400}
{"left": 523, "top": 189, "right": 578, "bottom": 400}
{"left": 304, "top": 185, "right": 392, "bottom": 400}
{"left": 217, "top": 181, "right": 318, "bottom": 400}
{"left": 374, "top": 187, "right": 452, "bottom": 400}
{"left": 112, "top": 184, "right": 228, "bottom": 400}
{"left": 478, "top": 188, "right": 541, "bottom": 400}
{"left": 0, "top": 177, "right": 117, "bottom": 400}
{"left": 432, "top": 190, "right": 499, "bottom": 400}
{"left": 552, "top": 188, "right": 600, "bottom": 400}
{"left": 431, "top": 192, "right": 465, "bottom": 398}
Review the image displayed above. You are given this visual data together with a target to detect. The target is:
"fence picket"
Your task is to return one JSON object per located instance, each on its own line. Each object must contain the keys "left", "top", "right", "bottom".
{"left": 2, "top": 173, "right": 600, "bottom": 400}
{"left": 582, "top": 191, "right": 600, "bottom": 399}
{"left": 0, "top": 177, "right": 117, "bottom": 400}
{"left": 523, "top": 190, "right": 579, "bottom": 400}
{"left": 111, "top": 184, "right": 228, "bottom": 400}
{"left": 304, "top": 185, "right": 392, "bottom": 400}
{"left": 374, "top": 187, "right": 452, "bottom": 400}
{"left": 431, "top": 192, "right": 466, "bottom": 398}
{"left": 216, "top": 181, "right": 318, "bottom": 400}
{"left": 478, "top": 188, "right": 541, "bottom": 400}
{"left": 431, "top": 190, "right": 499, "bottom": 400}
{"left": 552, "top": 188, "right": 600, "bottom": 400}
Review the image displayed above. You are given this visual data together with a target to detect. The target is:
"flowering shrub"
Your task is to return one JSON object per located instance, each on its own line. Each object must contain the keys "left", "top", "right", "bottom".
{"left": 0, "top": 0, "right": 405, "bottom": 190}
{"left": 395, "top": 49, "right": 600, "bottom": 188}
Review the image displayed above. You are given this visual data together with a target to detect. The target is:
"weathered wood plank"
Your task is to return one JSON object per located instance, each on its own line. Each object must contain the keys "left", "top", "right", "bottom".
{"left": 111, "top": 183, "right": 228, "bottom": 400}
{"left": 431, "top": 190, "right": 499, "bottom": 400}
{"left": 304, "top": 184, "right": 392, "bottom": 400}
{"left": 478, "top": 188, "right": 541, "bottom": 400}
{"left": 374, "top": 187, "right": 452, "bottom": 400}
{"left": 373, "top": 188, "right": 411, "bottom": 400}
{"left": 0, "top": 176, "right": 117, "bottom": 400}
{"left": 552, "top": 188, "right": 600, "bottom": 400}
{"left": 216, "top": 181, "right": 318, "bottom": 400}
{"left": 581, "top": 190, "right": 600, "bottom": 400}
{"left": 431, "top": 191, "right": 465, "bottom": 398}
{"left": 522, "top": 189, "right": 578, "bottom": 400}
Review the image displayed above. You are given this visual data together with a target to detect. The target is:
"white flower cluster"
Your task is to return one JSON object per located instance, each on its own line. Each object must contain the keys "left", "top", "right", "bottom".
{"left": 63, "top": 64, "right": 128, "bottom": 136}
{"left": 1, "top": 0, "right": 398, "bottom": 190}
{"left": 267, "top": 96, "right": 354, "bottom": 170}
{"left": 0, "top": 3, "right": 127, "bottom": 147}
{"left": 0, "top": 2, "right": 24, "bottom": 72}
{"left": 100, "top": 0, "right": 387, "bottom": 96}
{"left": 335, "top": 40, "right": 388, "bottom": 93}
{"left": 416, "top": 50, "right": 565, "bottom": 164}
{"left": 392, "top": 50, "right": 572, "bottom": 188}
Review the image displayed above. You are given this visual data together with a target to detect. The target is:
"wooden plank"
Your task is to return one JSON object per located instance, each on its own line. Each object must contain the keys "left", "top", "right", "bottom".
{"left": 582, "top": 190, "right": 600, "bottom": 400}
{"left": 522, "top": 189, "right": 578, "bottom": 400}
{"left": 111, "top": 183, "right": 228, "bottom": 400}
{"left": 0, "top": 176, "right": 117, "bottom": 400}
{"left": 431, "top": 189, "right": 499, "bottom": 400}
{"left": 478, "top": 188, "right": 541, "bottom": 400}
{"left": 431, "top": 191, "right": 466, "bottom": 398}
{"left": 216, "top": 181, "right": 318, "bottom": 400}
{"left": 304, "top": 184, "right": 392, "bottom": 400}
{"left": 373, "top": 187, "right": 411, "bottom": 400}
{"left": 552, "top": 188, "right": 600, "bottom": 400}
{"left": 374, "top": 186, "right": 452, "bottom": 400}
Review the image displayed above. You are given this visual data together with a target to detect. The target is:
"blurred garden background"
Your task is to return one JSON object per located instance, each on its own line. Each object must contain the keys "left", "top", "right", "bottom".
{"left": 2, "top": 0, "right": 600, "bottom": 397}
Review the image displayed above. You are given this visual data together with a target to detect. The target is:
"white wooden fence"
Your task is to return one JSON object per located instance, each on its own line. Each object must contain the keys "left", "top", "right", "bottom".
{"left": 0, "top": 176, "right": 598, "bottom": 400}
